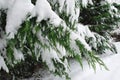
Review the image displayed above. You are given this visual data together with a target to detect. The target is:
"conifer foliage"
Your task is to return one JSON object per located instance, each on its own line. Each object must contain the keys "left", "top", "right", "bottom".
{"left": 0, "top": 0, "right": 120, "bottom": 79}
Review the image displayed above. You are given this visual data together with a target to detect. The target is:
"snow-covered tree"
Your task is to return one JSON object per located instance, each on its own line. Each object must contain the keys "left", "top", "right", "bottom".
{"left": 0, "top": 0, "right": 120, "bottom": 79}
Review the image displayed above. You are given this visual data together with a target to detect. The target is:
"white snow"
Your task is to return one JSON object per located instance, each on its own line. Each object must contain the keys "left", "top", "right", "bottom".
{"left": 111, "top": 28, "right": 120, "bottom": 35}
{"left": 76, "top": 24, "right": 95, "bottom": 39}
{"left": 0, "top": 55, "right": 9, "bottom": 73}
{"left": 114, "top": 42, "right": 120, "bottom": 53}
{"left": 0, "top": 0, "right": 6, "bottom": 9}
{"left": 13, "top": 48, "right": 24, "bottom": 62}
{"left": 58, "top": 0, "right": 65, "bottom": 12}
{"left": 106, "top": 0, "right": 120, "bottom": 4}
{"left": 0, "top": 39, "right": 7, "bottom": 59}
{"left": 65, "top": 0, "right": 80, "bottom": 23}
{"left": 31, "top": 0, "right": 62, "bottom": 26}
{"left": 6, "top": 0, "right": 34, "bottom": 39}
{"left": 41, "top": 47, "right": 68, "bottom": 72}
{"left": 41, "top": 48, "right": 56, "bottom": 71}
{"left": 70, "top": 31, "right": 91, "bottom": 51}
{"left": 0, "top": 0, "right": 16, "bottom": 9}
{"left": 0, "top": 39, "right": 6, "bottom": 51}
{"left": 56, "top": 43, "right": 66, "bottom": 58}
{"left": 82, "top": 0, "right": 93, "bottom": 7}
{"left": 71, "top": 54, "right": 120, "bottom": 80}
{"left": 34, "top": 43, "right": 41, "bottom": 61}
{"left": 0, "top": 28, "right": 7, "bottom": 59}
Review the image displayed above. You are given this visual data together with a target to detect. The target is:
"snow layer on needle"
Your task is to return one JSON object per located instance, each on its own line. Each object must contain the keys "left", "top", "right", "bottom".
{"left": 31, "top": 0, "right": 62, "bottom": 26}
{"left": 0, "top": 0, "right": 7, "bottom": 9}
{"left": 0, "top": 39, "right": 6, "bottom": 52}
{"left": 0, "top": 37, "right": 6, "bottom": 51}
{"left": 0, "top": 55, "right": 9, "bottom": 73}
{"left": 56, "top": 43, "right": 66, "bottom": 58}
{"left": 48, "top": 0, "right": 65, "bottom": 12}
{"left": 48, "top": 0, "right": 80, "bottom": 24}
{"left": 13, "top": 48, "right": 24, "bottom": 62}
{"left": 34, "top": 43, "right": 41, "bottom": 61}
{"left": 0, "top": 0, "right": 15, "bottom": 9}
{"left": 41, "top": 47, "right": 63, "bottom": 71}
{"left": 82, "top": 0, "right": 93, "bottom": 7}
{"left": 65, "top": 0, "right": 76, "bottom": 16}
{"left": 64, "top": 0, "right": 80, "bottom": 23}
{"left": 58, "top": 0, "right": 65, "bottom": 12}
{"left": 0, "top": 0, "right": 6, "bottom": 9}
{"left": 70, "top": 31, "right": 91, "bottom": 52}
{"left": 111, "top": 28, "right": 120, "bottom": 35}
{"left": 76, "top": 24, "right": 96, "bottom": 39}
{"left": 68, "top": 24, "right": 94, "bottom": 52}
{"left": 6, "top": 0, "right": 34, "bottom": 39}
{"left": 36, "top": 30, "right": 49, "bottom": 46}
{"left": 106, "top": 0, "right": 120, "bottom": 4}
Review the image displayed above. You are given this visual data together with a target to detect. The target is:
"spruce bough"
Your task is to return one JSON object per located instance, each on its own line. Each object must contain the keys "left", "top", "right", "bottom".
{"left": 0, "top": 0, "right": 119, "bottom": 79}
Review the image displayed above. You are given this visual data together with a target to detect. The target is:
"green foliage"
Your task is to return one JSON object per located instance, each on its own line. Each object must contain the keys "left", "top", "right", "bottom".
{"left": 86, "top": 34, "right": 117, "bottom": 54}
{"left": 79, "top": 0, "right": 118, "bottom": 56}
{"left": 79, "top": 0, "right": 120, "bottom": 35}
{"left": 113, "top": 3, "right": 120, "bottom": 13}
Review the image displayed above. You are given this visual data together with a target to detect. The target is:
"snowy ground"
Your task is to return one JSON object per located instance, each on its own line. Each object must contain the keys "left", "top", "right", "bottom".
{"left": 71, "top": 51, "right": 120, "bottom": 80}
{"left": 22, "top": 42, "right": 120, "bottom": 80}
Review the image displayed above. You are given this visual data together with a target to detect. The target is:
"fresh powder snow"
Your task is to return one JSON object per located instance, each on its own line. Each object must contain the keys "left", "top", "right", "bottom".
{"left": 6, "top": 0, "right": 34, "bottom": 39}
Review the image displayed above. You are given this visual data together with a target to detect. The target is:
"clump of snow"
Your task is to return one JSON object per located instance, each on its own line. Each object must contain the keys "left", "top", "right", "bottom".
{"left": 70, "top": 31, "right": 91, "bottom": 51}
{"left": 0, "top": 39, "right": 7, "bottom": 58}
{"left": 58, "top": 0, "right": 65, "bottom": 12}
{"left": 34, "top": 43, "right": 41, "bottom": 61}
{"left": 0, "top": 55, "right": 9, "bottom": 73}
{"left": 0, "top": 0, "right": 7, "bottom": 9}
{"left": 0, "top": 0, "right": 5, "bottom": 9}
{"left": 56, "top": 43, "right": 66, "bottom": 58}
{"left": 109, "top": 5, "right": 119, "bottom": 18}
{"left": 41, "top": 48, "right": 56, "bottom": 71}
{"left": 36, "top": 30, "right": 49, "bottom": 46}
{"left": 0, "top": 28, "right": 7, "bottom": 59}
{"left": 110, "top": 5, "right": 118, "bottom": 12}
{"left": 0, "top": 38, "right": 6, "bottom": 51}
{"left": 113, "top": 42, "right": 120, "bottom": 53}
{"left": 6, "top": 0, "right": 34, "bottom": 39}
{"left": 65, "top": 0, "right": 76, "bottom": 16}
{"left": 41, "top": 47, "right": 68, "bottom": 72}
{"left": 65, "top": 0, "right": 80, "bottom": 23}
{"left": 81, "top": 0, "right": 93, "bottom": 7}
{"left": 31, "top": 0, "right": 62, "bottom": 26}
{"left": 13, "top": 48, "right": 24, "bottom": 62}
{"left": 0, "top": 0, "right": 16, "bottom": 9}
{"left": 111, "top": 28, "right": 120, "bottom": 35}
{"left": 76, "top": 24, "right": 95, "bottom": 39}
{"left": 106, "top": 0, "right": 120, "bottom": 4}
